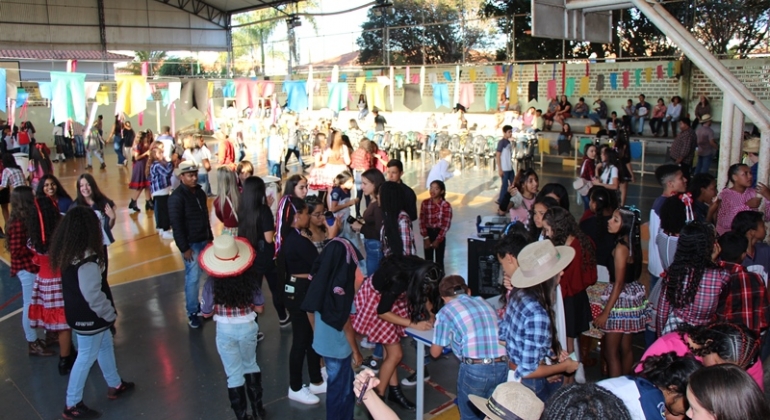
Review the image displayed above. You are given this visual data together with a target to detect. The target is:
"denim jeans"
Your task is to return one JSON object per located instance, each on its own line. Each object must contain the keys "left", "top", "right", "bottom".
{"left": 324, "top": 355, "right": 355, "bottom": 420}
{"left": 498, "top": 170, "right": 515, "bottom": 206}
{"left": 572, "top": 109, "right": 588, "bottom": 119}
{"left": 18, "top": 270, "right": 38, "bottom": 342}
{"left": 582, "top": 195, "right": 590, "bottom": 211}
{"left": 216, "top": 321, "right": 260, "bottom": 388}
{"left": 588, "top": 113, "right": 603, "bottom": 125}
{"left": 197, "top": 172, "right": 212, "bottom": 196}
{"left": 364, "top": 239, "right": 383, "bottom": 277}
{"left": 183, "top": 241, "right": 209, "bottom": 315}
{"left": 694, "top": 154, "right": 712, "bottom": 175}
{"left": 521, "top": 376, "right": 563, "bottom": 403}
{"left": 86, "top": 148, "right": 104, "bottom": 167}
{"left": 113, "top": 136, "right": 125, "bottom": 165}
{"left": 457, "top": 363, "right": 508, "bottom": 420}
{"left": 18, "top": 144, "right": 29, "bottom": 154}
{"left": 74, "top": 135, "right": 85, "bottom": 156}
{"left": 267, "top": 160, "right": 281, "bottom": 177}
{"left": 66, "top": 330, "right": 122, "bottom": 407}
{"left": 632, "top": 116, "right": 646, "bottom": 134}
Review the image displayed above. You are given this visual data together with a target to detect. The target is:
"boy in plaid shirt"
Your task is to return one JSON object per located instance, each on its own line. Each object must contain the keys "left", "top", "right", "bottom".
{"left": 431, "top": 275, "right": 507, "bottom": 420}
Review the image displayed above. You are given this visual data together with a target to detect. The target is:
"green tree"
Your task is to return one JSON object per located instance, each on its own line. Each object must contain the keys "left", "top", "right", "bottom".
{"left": 129, "top": 51, "right": 168, "bottom": 75}
{"left": 692, "top": 0, "right": 770, "bottom": 58}
{"left": 158, "top": 57, "right": 197, "bottom": 76}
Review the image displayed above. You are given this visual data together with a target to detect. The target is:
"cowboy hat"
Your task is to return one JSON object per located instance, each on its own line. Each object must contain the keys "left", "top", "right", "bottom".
{"left": 469, "top": 382, "right": 544, "bottom": 420}
{"left": 511, "top": 240, "right": 575, "bottom": 288}
{"left": 199, "top": 235, "right": 255, "bottom": 278}
{"left": 743, "top": 137, "right": 760, "bottom": 154}
{"left": 700, "top": 114, "right": 712, "bottom": 123}
{"left": 262, "top": 175, "right": 281, "bottom": 185}
{"left": 174, "top": 161, "right": 198, "bottom": 177}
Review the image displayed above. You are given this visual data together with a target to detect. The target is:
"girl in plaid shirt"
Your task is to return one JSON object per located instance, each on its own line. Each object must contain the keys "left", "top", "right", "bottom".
{"left": 419, "top": 180, "right": 452, "bottom": 270}
{"left": 0, "top": 153, "right": 27, "bottom": 225}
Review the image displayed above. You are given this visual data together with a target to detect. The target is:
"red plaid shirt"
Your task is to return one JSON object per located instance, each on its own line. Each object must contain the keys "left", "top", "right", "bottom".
{"left": 381, "top": 211, "right": 416, "bottom": 257}
{"left": 656, "top": 264, "right": 731, "bottom": 335}
{"left": 350, "top": 148, "right": 372, "bottom": 171}
{"left": 717, "top": 262, "right": 770, "bottom": 336}
{"left": 419, "top": 198, "right": 452, "bottom": 245}
{"left": 7, "top": 219, "right": 39, "bottom": 276}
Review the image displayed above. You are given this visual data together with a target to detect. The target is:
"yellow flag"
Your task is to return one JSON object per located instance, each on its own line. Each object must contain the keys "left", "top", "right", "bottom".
{"left": 356, "top": 77, "right": 366, "bottom": 94}
{"left": 645, "top": 68, "right": 652, "bottom": 83}
{"left": 579, "top": 76, "right": 590, "bottom": 95}
{"left": 469, "top": 68, "right": 477, "bottom": 82}
{"left": 508, "top": 82, "right": 518, "bottom": 104}
{"left": 674, "top": 61, "right": 682, "bottom": 75}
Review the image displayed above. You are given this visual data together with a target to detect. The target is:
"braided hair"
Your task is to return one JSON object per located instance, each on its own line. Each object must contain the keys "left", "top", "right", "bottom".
{"left": 540, "top": 384, "right": 632, "bottom": 420}
{"left": 664, "top": 221, "right": 717, "bottom": 309}
{"left": 543, "top": 206, "right": 596, "bottom": 269}
{"left": 637, "top": 352, "right": 702, "bottom": 396}
{"left": 680, "top": 322, "right": 760, "bottom": 369}
{"left": 615, "top": 207, "right": 642, "bottom": 281}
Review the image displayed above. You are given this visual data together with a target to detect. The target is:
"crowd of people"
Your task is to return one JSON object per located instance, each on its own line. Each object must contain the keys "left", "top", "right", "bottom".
{"left": 3, "top": 103, "right": 770, "bottom": 420}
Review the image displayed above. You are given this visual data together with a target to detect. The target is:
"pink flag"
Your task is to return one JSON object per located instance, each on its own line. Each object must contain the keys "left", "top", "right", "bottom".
{"left": 546, "top": 80, "right": 557, "bottom": 100}
{"left": 656, "top": 65, "right": 664, "bottom": 79}
{"left": 622, "top": 71, "right": 630, "bottom": 89}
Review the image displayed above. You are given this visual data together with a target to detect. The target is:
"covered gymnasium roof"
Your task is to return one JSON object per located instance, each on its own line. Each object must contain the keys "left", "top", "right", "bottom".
{"left": 0, "top": 0, "right": 303, "bottom": 52}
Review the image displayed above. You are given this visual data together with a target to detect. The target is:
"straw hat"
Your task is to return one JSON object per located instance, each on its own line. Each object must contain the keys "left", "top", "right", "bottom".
{"left": 199, "top": 235, "right": 255, "bottom": 278}
{"left": 743, "top": 137, "right": 760, "bottom": 154}
{"left": 469, "top": 382, "right": 544, "bottom": 420}
{"left": 174, "top": 161, "right": 198, "bottom": 177}
{"left": 510, "top": 240, "right": 575, "bottom": 288}
{"left": 700, "top": 114, "right": 712, "bottom": 123}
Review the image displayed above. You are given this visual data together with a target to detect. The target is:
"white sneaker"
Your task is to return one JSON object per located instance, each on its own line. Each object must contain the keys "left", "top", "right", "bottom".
{"left": 309, "top": 381, "right": 327, "bottom": 395}
{"left": 288, "top": 386, "right": 320, "bottom": 404}
{"left": 575, "top": 363, "right": 586, "bottom": 384}
{"left": 360, "top": 337, "right": 376, "bottom": 349}
{"left": 321, "top": 366, "right": 328, "bottom": 383}
{"left": 160, "top": 230, "right": 174, "bottom": 239}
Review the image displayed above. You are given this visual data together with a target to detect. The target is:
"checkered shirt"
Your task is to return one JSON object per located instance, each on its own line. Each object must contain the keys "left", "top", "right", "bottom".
{"left": 433, "top": 294, "right": 505, "bottom": 360}
{"left": 7, "top": 219, "right": 39, "bottom": 276}
{"left": 498, "top": 289, "right": 555, "bottom": 380}
{"left": 717, "top": 262, "right": 770, "bottom": 337}
{"left": 150, "top": 160, "right": 173, "bottom": 194}
{"left": 350, "top": 148, "right": 372, "bottom": 171}
{"left": 656, "top": 265, "right": 731, "bottom": 335}
{"left": 419, "top": 198, "right": 452, "bottom": 244}
{"left": 1, "top": 167, "right": 26, "bottom": 189}
{"left": 381, "top": 211, "right": 416, "bottom": 257}
{"left": 200, "top": 277, "right": 265, "bottom": 320}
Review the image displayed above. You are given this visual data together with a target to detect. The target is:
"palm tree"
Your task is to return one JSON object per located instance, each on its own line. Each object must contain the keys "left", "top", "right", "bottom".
{"left": 128, "top": 51, "right": 168, "bottom": 76}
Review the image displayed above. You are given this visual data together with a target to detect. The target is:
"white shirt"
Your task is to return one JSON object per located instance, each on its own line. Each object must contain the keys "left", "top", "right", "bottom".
{"left": 601, "top": 165, "right": 618, "bottom": 185}
{"left": 426, "top": 159, "right": 454, "bottom": 189}
{"left": 666, "top": 103, "right": 682, "bottom": 119}
{"left": 182, "top": 147, "right": 211, "bottom": 174}
{"left": 157, "top": 134, "right": 175, "bottom": 160}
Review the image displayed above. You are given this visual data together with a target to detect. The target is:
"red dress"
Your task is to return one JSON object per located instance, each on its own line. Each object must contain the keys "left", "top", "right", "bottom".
{"left": 353, "top": 276, "right": 409, "bottom": 344}
{"left": 28, "top": 252, "right": 69, "bottom": 331}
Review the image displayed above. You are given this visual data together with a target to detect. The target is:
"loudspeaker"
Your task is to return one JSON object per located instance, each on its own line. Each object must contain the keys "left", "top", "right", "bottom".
{"left": 466, "top": 238, "right": 503, "bottom": 299}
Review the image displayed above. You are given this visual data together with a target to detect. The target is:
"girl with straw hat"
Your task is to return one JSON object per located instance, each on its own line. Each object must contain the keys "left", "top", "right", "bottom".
{"left": 199, "top": 235, "right": 265, "bottom": 420}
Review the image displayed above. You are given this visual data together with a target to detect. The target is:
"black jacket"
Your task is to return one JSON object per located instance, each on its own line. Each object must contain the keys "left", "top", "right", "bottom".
{"left": 400, "top": 182, "right": 418, "bottom": 221}
{"left": 168, "top": 184, "right": 213, "bottom": 253}
{"left": 62, "top": 255, "right": 116, "bottom": 335}
{"left": 302, "top": 238, "right": 362, "bottom": 331}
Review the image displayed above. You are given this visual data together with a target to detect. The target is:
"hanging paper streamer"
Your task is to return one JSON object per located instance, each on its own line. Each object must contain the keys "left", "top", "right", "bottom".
{"left": 656, "top": 65, "right": 664, "bottom": 79}
{"left": 484, "top": 66, "right": 494, "bottom": 77}
{"left": 389, "top": 66, "right": 395, "bottom": 111}
{"left": 645, "top": 67, "right": 652, "bottom": 83}
{"left": 365, "top": 70, "right": 373, "bottom": 80}
{"left": 622, "top": 71, "right": 630, "bottom": 89}
{"left": 596, "top": 74, "right": 605, "bottom": 91}
{"left": 431, "top": 83, "right": 451, "bottom": 109}
{"left": 365, "top": 83, "right": 387, "bottom": 110}
{"left": 38, "top": 81, "right": 52, "bottom": 100}
{"left": 411, "top": 74, "right": 420, "bottom": 84}
{"left": 634, "top": 68, "right": 642, "bottom": 87}
{"left": 395, "top": 75, "right": 403, "bottom": 89}
{"left": 178, "top": 79, "right": 208, "bottom": 113}
{"left": 508, "top": 82, "right": 518, "bottom": 105}
{"left": 282, "top": 81, "right": 309, "bottom": 112}
{"left": 495, "top": 66, "right": 503, "bottom": 76}
{"left": 327, "top": 82, "right": 348, "bottom": 112}
{"left": 84, "top": 82, "right": 100, "bottom": 100}
{"left": 565, "top": 78, "right": 576, "bottom": 97}
{"left": 376, "top": 75, "right": 391, "bottom": 87}
{"left": 609, "top": 73, "right": 618, "bottom": 90}
{"left": 222, "top": 81, "right": 236, "bottom": 98}
{"left": 170, "top": 102, "right": 176, "bottom": 136}
{"left": 667, "top": 62, "right": 674, "bottom": 78}
{"left": 50, "top": 71, "right": 87, "bottom": 125}
{"left": 15, "top": 89, "right": 28, "bottom": 107}
{"left": 114, "top": 75, "right": 147, "bottom": 117}
{"left": 405, "top": 66, "right": 410, "bottom": 83}
{"left": 528, "top": 81, "right": 539, "bottom": 102}
{"left": 469, "top": 68, "right": 477, "bottom": 82}
{"left": 561, "top": 62, "right": 566, "bottom": 94}
{"left": 419, "top": 66, "right": 425, "bottom": 96}
{"left": 547, "top": 80, "right": 557, "bottom": 100}
{"left": 453, "top": 66, "right": 460, "bottom": 106}
{"left": 0, "top": 68, "right": 5, "bottom": 113}
{"left": 166, "top": 82, "right": 181, "bottom": 109}
{"left": 443, "top": 71, "right": 452, "bottom": 82}
{"left": 484, "top": 82, "right": 498, "bottom": 111}
{"left": 356, "top": 77, "right": 366, "bottom": 93}
{"left": 458, "top": 83, "right": 475, "bottom": 109}
{"left": 331, "top": 65, "right": 339, "bottom": 83}
{"left": 674, "top": 61, "right": 682, "bottom": 75}
{"left": 403, "top": 84, "right": 422, "bottom": 111}
{"left": 428, "top": 73, "right": 438, "bottom": 84}
{"left": 340, "top": 74, "right": 347, "bottom": 82}
{"left": 579, "top": 76, "right": 590, "bottom": 95}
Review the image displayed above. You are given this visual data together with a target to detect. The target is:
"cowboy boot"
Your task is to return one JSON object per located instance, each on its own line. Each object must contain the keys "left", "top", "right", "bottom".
{"left": 227, "top": 386, "right": 253, "bottom": 420}
{"left": 244, "top": 373, "right": 265, "bottom": 419}
{"left": 387, "top": 385, "right": 416, "bottom": 411}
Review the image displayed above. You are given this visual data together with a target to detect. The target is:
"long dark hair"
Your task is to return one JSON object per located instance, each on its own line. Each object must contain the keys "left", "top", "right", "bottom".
{"left": 361, "top": 168, "right": 386, "bottom": 197}
{"left": 2, "top": 153, "right": 20, "bottom": 170}
{"left": 374, "top": 255, "right": 442, "bottom": 322}
{"left": 36, "top": 174, "right": 71, "bottom": 201}
{"left": 29, "top": 142, "right": 53, "bottom": 175}
{"left": 589, "top": 185, "right": 618, "bottom": 216}
{"left": 687, "top": 364, "right": 770, "bottom": 420}
{"left": 75, "top": 173, "right": 112, "bottom": 209}
{"left": 26, "top": 196, "right": 61, "bottom": 254}
{"left": 513, "top": 168, "right": 538, "bottom": 194}
{"left": 238, "top": 176, "right": 269, "bottom": 247}
{"left": 521, "top": 276, "right": 562, "bottom": 359}
{"left": 536, "top": 183, "right": 570, "bottom": 211}
{"left": 614, "top": 207, "right": 642, "bottom": 281}
{"left": 543, "top": 207, "right": 596, "bottom": 269}
{"left": 49, "top": 206, "right": 105, "bottom": 271}
{"left": 528, "top": 195, "right": 558, "bottom": 240}
{"left": 379, "top": 181, "right": 408, "bottom": 256}
{"left": 5, "top": 186, "right": 34, "bottom": 252}
{"left": 213, "top": 274, "right": 257, "bottom": 309}
{"left": 540, "top": 384, "right": 632, "bottom": 420}
{"left": 283, "top": 174, "right": 307, "bottom": 196}
{"left": 664, "top": 221, "right": 716, "bottom": 309}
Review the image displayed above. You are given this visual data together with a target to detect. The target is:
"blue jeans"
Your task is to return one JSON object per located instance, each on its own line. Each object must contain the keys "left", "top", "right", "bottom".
{"left": 66, "top": 330, "right": 122, "bottom": 407}
{"left": 324, "top": 355, "right": 355, "bottom": 420}
{"left": 183, "top": 241, "right": 209, "bottom": 315}
{"left": 457, "top": 363, "right": 508, "bottom": 420}
{"left": 521, "top": 376, "right": 563, "bottom": 403}
{"left": 694, "top": 154, "right": 712, "bottom": 175}
{"left": 216, "top": 321, "right": 260, "bottom": 388}
{"left": 74, "top": 135, "right": 85, "bottom": 156}
{"left": 588, "top": 113, "right": 603, "bottom": 125}
{"left": 632, "top": 116, "right": 646, "bottom": 134}
{"left": 364, "top": 239, "right": 383, "bottom": 277}
{"left": 18, "top": 144, "right": 29, "bottom": 154}
{"left": 268, "top": 160, "right": 281, "bottom": 177}
{"left": 18, "top": 270, "right": 38, "bottom": 342}
{"left": 582, "top": 195, "right": 590, "bottom": 211}
{"left": 572, "top": 109, "right": 588, "bottom": 118}
{"left": 113, "top": 136, "right": 125, "bottom": 165}
{"left": 498, "top": 170, "right": 515, "bottom": 206}
{"left": 197, "top": 172, "right": 212, "bottom": 196}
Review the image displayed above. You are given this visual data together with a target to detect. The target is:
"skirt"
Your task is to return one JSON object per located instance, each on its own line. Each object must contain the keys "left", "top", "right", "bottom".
{"left": 600, "top": 282, "right": 647, "bottom": 333}
{"left": 129, "top": 158, "right": 150, "bottom": 189}
{"left": 28, "top": 254, "right": 69, "bottom": 331}
{"left": 352, "top": 277, "right": 408, "bottom": 345}
{"left": 564, "top": 290, "right": 592, "bottom": 337}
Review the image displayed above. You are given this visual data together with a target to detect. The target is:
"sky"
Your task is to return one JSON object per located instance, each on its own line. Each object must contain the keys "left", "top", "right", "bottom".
{"left": 290, "top": 0, "right": 371, "bottom": 63}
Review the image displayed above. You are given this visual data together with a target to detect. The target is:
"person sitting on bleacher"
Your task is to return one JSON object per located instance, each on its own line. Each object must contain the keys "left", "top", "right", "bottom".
{"left": 589, "top": 98, "right": 608, "bottom": 127}
{"left": 557, "top": 124, "right": 574, "bottom": 156}
{"left": 572, "top": 98, "right": 589, "bottom": 119}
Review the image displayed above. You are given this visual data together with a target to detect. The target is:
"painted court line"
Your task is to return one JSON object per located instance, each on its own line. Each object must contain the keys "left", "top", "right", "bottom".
{"left": 0, "top": 308, "right": 22, "bottom": 323}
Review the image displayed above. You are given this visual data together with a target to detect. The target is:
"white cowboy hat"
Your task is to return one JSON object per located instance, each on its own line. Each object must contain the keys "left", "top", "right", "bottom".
{"left": 262, "top": 175, "right": 281, "bottom": 185}
{"left": 700, "top": 114, "right": 712, "bottom": 123}
{"left": 743, "top": 137, "right": 760, "bottom": 154}
{"left": 469, "top": 382, "right": 544, "bottom": 420}
{"left": 510, "top": 240, "right": 575, "bottom": 288}
{"left": 199, "top": 235, "right": 255, "bottom": 278}
{"left": 174, "top": 161, "right": 198, "bottom": 177}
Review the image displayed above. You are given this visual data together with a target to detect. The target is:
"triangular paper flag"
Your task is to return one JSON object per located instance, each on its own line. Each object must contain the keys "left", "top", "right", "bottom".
{"left": 579, "top": 76, "right": 590, "bottom": 95}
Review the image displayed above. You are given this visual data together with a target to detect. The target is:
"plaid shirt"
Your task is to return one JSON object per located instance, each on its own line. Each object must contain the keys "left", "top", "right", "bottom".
{"left": 419, "top": 198, "right": 452, "bottom": 245}
{"left": 656, "top": 264, "right": 731, "bottom": 335}
{"left": 7, "top": 219, "right": 39, "bottom": 276}
{"left": 200, "top": 277, "right": 265, "bottom": 321}
{"left": 669, "top": 127, "right": 696, "bottom": 165}
{"left": 717, "top": 262, "right": 770, "bottom": 336}
{"left": 1, "top": 167, "right": 26, "bottom": 189}
{"left": 350, "top": 148, "right": 372, "bottom": 171}
{"left": 499, "top": 289, "right": 555, "bottom": 380}
{"left": 381, "top": 211, "right": 416, "bottom": 257}
{"left": 150, "top": 160, "right": 174, "bottom": 194}
{"left": 433, "top": 294, "right": 505, "bottom": 360}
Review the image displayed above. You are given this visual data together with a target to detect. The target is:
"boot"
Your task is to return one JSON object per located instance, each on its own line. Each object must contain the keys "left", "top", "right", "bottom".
{"left": 45, "top": 331, "right": 60, "bottom": 348}
{"left": 129, "top": 199, "right": 141, "bottom": 213}
{"left": 387, "top": 385, "right": 416, "bottom": 411}
{"left": 244, "top": 373, "right": 266, "bottom": 419}
{"left": 58, "top": 353, "right": 77, "bottom": 376}
{"left": 227, "top": 386, "right": 253, "bottom": 420}
{"left": 145, "top": 199, "right": 154, "bottom": 211}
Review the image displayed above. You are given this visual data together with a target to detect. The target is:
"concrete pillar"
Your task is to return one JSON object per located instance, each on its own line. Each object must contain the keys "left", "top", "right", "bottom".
{"left": 718, "top": 97, "right": 735, "bottom": 190}
{"left": 759, "top": 131, "right": 770, "bottom": 187}
{"left": 731, "top": 106, "right": 745, "bottom": 164}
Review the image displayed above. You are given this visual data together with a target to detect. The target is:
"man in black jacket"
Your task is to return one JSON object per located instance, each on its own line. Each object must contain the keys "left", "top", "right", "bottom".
{"left": 168, "top": 161, "right": 213, "bottom": 328}
{"left": 386, "top": 159, "right": 418, "bottom": 221}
